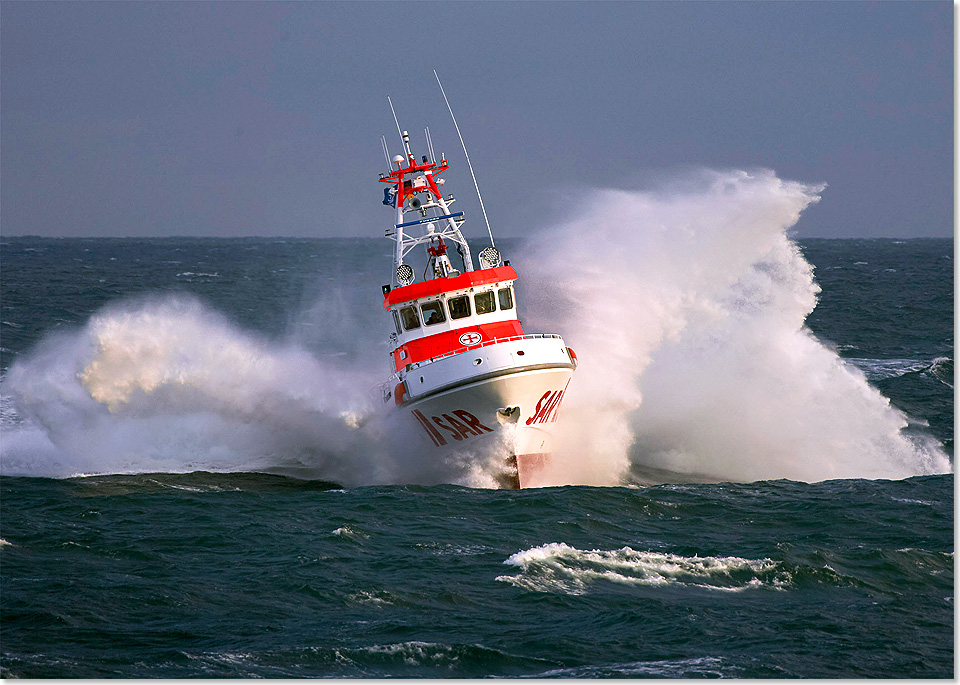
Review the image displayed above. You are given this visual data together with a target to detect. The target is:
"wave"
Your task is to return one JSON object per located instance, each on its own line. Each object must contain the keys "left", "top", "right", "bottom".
{"left": 0, "top": 296, "right": 389, "bottom": 484}
{"left": 171, "top": 641, "right": 547, "bottom": 678}
{"left": 528, "top": 656, "right": 736, "bottom": 678}
{"left": 521, "top": 169, "right": 951, "bottom": 484}
{"left": 496, "top": 542, "right": 811, "bottom": 594}
{"left": 1, "top": 169, "right": 951, "bottom": 485}
{"left": 925, "top": 357, "right": 954, "bottom": 389}
{"left": 847, "top": 356, "right": 953, "bottom": 387}
{"left": 497, "top": 541, "right": 952, "bottom": 597}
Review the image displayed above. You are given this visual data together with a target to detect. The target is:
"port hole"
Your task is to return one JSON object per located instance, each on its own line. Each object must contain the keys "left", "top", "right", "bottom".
{"left": 516, "top": 350, "right": 525, "bottom": 356}
{"left": 474, "top": 358, "right": 482, "bottom": 365}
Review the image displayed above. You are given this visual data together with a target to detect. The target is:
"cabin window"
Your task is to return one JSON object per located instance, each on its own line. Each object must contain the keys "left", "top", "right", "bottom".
{"left": 475, "top": 291, "right": 496, "bottom": 315}
{"left": 420, "top": 301, "right": 446, "bottom": 326}
{"left": 392, "top": 310, "right": 402, "bottom": 335}
{"left": 399, "top": 306, "right": 420, "bottom": 331}
{"left": 448, "top": 295, "right": 471, "bottom": 320}
{"left": 498, "top": 287, "right": 514, "bottom": 311}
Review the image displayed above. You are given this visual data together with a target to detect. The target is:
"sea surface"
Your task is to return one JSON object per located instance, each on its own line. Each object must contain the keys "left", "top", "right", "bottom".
{"left": 0, "top": 236, "right": 954, "bottom": 678}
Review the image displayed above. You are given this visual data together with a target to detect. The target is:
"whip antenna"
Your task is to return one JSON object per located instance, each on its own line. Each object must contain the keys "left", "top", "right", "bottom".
{"left": 425, "top": 126, "right": 436, "bottom": 163}
{"left": 387, "top": 96, "right": 404, "bottom": 151}
{"left": 434, "top": 70, "right": 496, "bottom": 249}
{"left": 380, "top": 135, "right": 391, "bottom": 168}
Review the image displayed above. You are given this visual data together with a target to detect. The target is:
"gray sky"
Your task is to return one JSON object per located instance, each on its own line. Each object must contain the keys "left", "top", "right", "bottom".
{"left": 1, "top": 1, "right": 952, "bottom": 239}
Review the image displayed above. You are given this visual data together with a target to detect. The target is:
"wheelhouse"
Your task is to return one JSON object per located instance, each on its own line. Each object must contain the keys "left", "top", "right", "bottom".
{"left": 384, "top": 268, "right": 522, "bottom": 371}
{"left": 378, "top": 126, "right": 527, "bottom": 376}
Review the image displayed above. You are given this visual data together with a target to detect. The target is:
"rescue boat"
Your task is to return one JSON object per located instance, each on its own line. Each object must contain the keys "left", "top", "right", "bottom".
{"left": 376, "top": 114, "right": 577, "bottom": 489}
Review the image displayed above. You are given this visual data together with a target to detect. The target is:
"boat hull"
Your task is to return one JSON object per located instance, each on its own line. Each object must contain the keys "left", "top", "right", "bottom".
{"left": 397, "top": 365, "right": 574, "bottom": 488}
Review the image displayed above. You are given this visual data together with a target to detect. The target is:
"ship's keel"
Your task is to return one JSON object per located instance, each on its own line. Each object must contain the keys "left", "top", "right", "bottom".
{"left": 497, "top": 453, "right": 549, "bottom": 489}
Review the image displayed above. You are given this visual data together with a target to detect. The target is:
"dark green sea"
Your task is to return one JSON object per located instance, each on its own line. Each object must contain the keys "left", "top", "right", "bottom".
{"left": 0, "top": 235, "right": 953, "bottom": 678}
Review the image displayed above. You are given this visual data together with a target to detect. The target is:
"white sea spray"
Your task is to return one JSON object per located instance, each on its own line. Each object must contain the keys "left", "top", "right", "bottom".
{"left": 521, "top": 168, "right": 951, "bottom": 485}
{"left": 1, "top": 168, "right": 951, "bottom": 485}
{"left": 3, "top": 296, "right": 391, "bottom": 484}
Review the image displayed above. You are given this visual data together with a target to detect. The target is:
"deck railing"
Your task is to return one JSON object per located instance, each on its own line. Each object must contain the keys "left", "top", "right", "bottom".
{"left": 415, "top": 333, "right": 563, "bottom": 366}
{"left": 376, "top": 333, "right": 567, "bottom": 403}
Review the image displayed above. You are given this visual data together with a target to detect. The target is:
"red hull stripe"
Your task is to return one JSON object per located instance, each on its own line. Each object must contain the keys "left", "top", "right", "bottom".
{"left": 383, "top": 266, "right": 518, "bottom": 307}
{"left": 393, "top": 320, "right": 525, "bottom": 370}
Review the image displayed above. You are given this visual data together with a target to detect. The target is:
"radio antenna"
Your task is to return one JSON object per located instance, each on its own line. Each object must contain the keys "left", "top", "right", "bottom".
{"left": 387, "top": 96, "right": 404, "bottom": 151}
{"left": 434, "top": 70, "right": 495, "bottom": 249}
{"left": 380, "top": 135, "right": 391, "bottom": 168}
{"left": 425, "top": 126, "right": 436, "bottom": 163}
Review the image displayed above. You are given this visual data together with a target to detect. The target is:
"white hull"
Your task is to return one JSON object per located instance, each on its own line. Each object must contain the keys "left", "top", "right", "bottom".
{"left": 395, "top": 363, "right": 574, "bottom": 488}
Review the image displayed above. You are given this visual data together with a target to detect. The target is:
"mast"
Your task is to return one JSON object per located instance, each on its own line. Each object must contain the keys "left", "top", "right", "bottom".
{"left": 379, "top": 107, "right": 479, "bottom": 288}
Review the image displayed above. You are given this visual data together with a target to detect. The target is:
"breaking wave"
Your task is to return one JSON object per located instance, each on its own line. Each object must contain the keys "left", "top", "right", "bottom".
{"left": 1, "top": 169, "right": 951, "bottom": 485}
{"left": 848, "top": 356, "right": 954, "bottom": 386}
{"left": 496, "top": 542, "right": 852, "bottom": 595}
{"left": 0, "top": 295, "right": 513, "bottom": 486}
{"left": 1, "top": 296, "right": 392, "bottom": 484}
{"left": 522, "top": 169, "right": 951, "bottom": 485}
{"left": 497, "top": 542, "right": 790, "bottom": 594}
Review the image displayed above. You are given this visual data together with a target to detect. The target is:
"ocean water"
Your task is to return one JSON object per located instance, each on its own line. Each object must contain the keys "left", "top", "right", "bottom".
{"left": 0, "top": 174, "right": 954, "bottom": 677}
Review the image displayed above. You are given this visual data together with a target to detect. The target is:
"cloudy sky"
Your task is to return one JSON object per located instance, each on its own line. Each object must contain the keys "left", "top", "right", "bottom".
{"left": 1, "top": 1, "right": 952, "bottom": 239}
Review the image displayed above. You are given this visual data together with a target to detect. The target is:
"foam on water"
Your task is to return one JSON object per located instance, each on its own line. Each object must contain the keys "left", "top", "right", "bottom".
{"left": 497, "top": 542, "right": 787, "bottom": 594}
{"left": 0, "top": 169, "right": 951, "bottom": 485}
{"left": 847, "top": 358, "right": 933, "bottom": 381}
{"left": 179, "top": 640, "right": 529, "bottom": 676}
{"left": 531, "top": 656, "right": 732, "bottom": 678}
